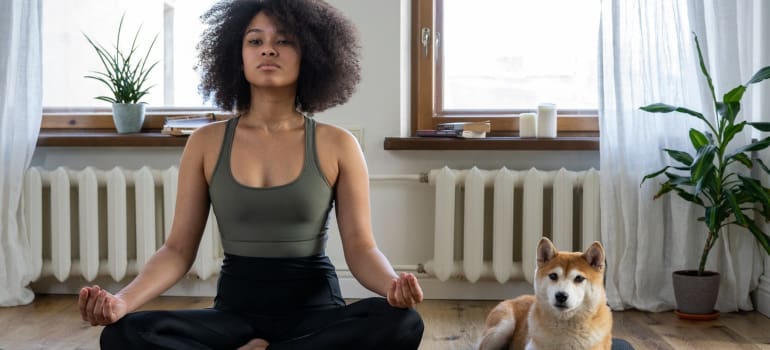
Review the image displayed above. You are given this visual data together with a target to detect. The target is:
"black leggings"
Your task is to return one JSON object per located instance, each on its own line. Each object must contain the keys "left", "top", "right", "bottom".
{"left": 100, "top": 255, "right": 424, "bottom": 350}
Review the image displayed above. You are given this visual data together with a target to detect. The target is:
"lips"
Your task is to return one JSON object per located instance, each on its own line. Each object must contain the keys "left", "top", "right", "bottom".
{"left": 257, "top": 63, "right": 280, "bottom": 70}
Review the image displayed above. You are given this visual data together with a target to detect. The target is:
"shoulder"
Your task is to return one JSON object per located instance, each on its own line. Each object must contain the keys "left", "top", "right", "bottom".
{"left": 313, "top": 119, "right": 364, "bottom": 173}
{"left": 179, "top": 119, "right": 230, "bottom": 168}
{"left": 314, "top": 119, "right": 359, "bottom": 152}
{"left": 191, "top": 118, "right": 229, "bottom": 138}
{"left": 185, "top": 119, "right": 229, "bottom": 150}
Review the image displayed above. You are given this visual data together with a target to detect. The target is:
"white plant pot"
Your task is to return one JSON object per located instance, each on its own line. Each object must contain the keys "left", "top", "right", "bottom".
{"left": 112, "top": 103, "right": 146, "bottom": 134}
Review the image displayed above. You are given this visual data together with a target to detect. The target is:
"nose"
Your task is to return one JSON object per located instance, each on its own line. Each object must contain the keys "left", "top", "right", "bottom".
{"left": 555, "top": 292, "right": 568, "bottom": 304}
{"left": 261, "top": 47, "right": 277, "bottom": 57}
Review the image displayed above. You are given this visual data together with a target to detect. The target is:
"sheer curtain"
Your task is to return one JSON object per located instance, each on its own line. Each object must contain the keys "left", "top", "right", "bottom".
{"left": 599, "top": 0, "right": 765, "bottom": 312}
{"left": 754, "top": 0, "right": 770, "bottom": 318}
{"left": 0, "top": 0, "right": 42, "bottom": 306}
{"left": 686, "top": 0, "right": 769, "bottom": 313}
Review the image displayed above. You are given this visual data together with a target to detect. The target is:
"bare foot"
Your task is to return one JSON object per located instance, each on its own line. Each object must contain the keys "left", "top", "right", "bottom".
{"left": 237, "top": 338, "right": 269, "bottom": 350}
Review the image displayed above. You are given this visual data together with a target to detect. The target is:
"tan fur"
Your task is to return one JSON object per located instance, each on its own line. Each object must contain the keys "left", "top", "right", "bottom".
{"left": 478, "top": 238, "right": 612, "bottom": 350}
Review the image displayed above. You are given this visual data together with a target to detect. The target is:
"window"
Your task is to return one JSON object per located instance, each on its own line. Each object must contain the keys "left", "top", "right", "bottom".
{"left": 42, "top": 0, "right": 217, "bottom": 110}
{"left": 412, "top": 0, "right": 600, "bottom": 134}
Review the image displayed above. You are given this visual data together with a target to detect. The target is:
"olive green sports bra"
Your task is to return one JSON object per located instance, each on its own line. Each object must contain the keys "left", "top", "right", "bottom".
{"left": 208, "top": 116, "right": 334, "bottom": 258}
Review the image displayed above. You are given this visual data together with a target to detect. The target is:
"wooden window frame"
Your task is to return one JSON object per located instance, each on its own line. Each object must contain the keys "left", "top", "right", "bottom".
{"left": 410, "top": 0, "right": 599, "bottom": 135}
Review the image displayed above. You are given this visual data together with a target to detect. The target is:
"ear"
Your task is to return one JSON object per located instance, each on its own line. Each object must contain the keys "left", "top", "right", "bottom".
{"left": 583, "top": 241, "right": 605, "bottom": 271}
{"left": 537, "top": 237, "right": 557, "bottom": 268}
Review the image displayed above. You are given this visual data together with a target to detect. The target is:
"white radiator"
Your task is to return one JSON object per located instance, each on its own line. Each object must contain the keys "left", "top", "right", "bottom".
{"left": 23, "top": 166, "right": 223, "bottom": 283}
{"left": 422, "top": 167, "right": 601, "bottom": 284}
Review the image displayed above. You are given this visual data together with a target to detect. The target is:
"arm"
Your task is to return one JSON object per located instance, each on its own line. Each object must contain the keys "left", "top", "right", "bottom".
{"left": 79, "top": 128, "right": 213, "bottom": 325}
{"left": 333, "top": 130, "right": 423, "bottom": 308}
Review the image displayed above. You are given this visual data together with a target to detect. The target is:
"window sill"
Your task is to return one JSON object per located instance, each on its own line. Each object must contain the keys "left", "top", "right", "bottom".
{"left": 37, "top": 129, "right": 188, "bottom": 147}
{"left": 384, "top": 132, "right": 599, "bottom": 151}
{"left": 37, "top": 130, "right": 599, "bottom": 150}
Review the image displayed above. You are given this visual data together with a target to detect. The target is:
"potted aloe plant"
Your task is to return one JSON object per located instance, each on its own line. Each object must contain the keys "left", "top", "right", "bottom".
{"left": 83, "top": 14, "right": 158, "bottom": 134}
{"left": 640, "top": 33, "right": 770, "bottom": 319}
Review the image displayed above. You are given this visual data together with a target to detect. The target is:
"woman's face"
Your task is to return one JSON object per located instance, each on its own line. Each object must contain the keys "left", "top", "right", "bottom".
{"left": 241, "top": 12, "right": 301, "bottom": 89}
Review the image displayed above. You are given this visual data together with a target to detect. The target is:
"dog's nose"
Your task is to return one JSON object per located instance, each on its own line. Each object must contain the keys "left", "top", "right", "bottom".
{"left": 555, "top": 292, "right": 568, "bottom": 303}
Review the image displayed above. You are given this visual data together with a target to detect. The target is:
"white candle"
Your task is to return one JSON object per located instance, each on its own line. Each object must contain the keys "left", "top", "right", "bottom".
{"left": 519, "top": 113, "right": 537, "bottom": 138}
{"left": 537, "top": 103, "right": 557, "bottom": 138}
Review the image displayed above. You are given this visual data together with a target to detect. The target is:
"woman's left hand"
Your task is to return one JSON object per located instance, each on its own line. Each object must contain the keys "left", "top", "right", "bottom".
{"left": 387, "top": 272, "right": 424, "bottom": 308}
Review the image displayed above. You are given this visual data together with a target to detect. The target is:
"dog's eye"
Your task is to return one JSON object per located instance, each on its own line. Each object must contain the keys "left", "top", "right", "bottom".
{"left": 574, "top": 275, "right": 585, "bottom": 283}
{"left": 548, "top": 273, "right": 558, "bottom": 280}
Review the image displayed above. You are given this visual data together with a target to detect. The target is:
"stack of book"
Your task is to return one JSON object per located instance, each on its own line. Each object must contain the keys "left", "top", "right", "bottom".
{"left": 161, "top": 114, "right": 217, "bottom": 136}
{"left": 416, "top": 121, "right": 491, "bottom": 138}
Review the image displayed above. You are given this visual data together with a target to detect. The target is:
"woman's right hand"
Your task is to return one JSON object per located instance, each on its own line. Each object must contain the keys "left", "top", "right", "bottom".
{"left": 78, "top": 285, "right": 128, "bottom": 326}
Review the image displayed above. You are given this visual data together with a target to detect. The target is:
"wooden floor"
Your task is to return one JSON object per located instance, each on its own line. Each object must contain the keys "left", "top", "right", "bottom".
{"left": 1, "top": 295, "right": 769, "bottom": 349}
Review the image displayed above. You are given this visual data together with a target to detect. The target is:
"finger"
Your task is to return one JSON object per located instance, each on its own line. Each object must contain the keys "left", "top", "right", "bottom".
{"left": 93, "top": 290, "right": 107, "bottom": 325}
{"left": 398, "top": 274, "right": 412, "bottom": 306}
{"left": 99, "top": 290, "right": 114, "bottom": 323}
{"left": 103, "top": 296, "right": 114, "bottom": 323}
{"left": 79, "top": 288, "right": 90, "bottom": 321}
{"left": 402, "top": 274, "right": 417, "bottom": 305}
{"left": 101, "top": 291, "right": 112, "bottom": 320}
{"left": 406, "top": 273, "right": 424, "bottom": 303}
{"left": 387, "top": 278, "right": 398, "bottom": 306}
{"left": 85, "top": 286, "right": 100, "bottom": 323}
{"left": 392, "top": 278, "right": 404, "bottom": 306}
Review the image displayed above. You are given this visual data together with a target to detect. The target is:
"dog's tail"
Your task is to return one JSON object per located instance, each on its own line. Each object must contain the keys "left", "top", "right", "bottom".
{"left": 476, "top": 302, "right": 517, "bottom": 350}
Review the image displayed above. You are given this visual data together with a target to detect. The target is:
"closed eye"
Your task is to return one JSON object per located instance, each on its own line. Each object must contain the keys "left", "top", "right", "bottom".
{"left": 574, "top": 275, "right": 585, "bottom": 283}
{"left": 548, "top": 273, "right": 558, "bottom": 281}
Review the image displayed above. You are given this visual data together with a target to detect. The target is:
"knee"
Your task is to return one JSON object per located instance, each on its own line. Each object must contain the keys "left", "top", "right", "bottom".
{"left": 396, "top": 307, "right": 424, "bottom": 335}
{"left": 373, "top": 300, "right": 424, "bottom": 345}
{"left": 100, "top": 320, "right": 132, "bottom": 349}
{"left": 388, "top": 307, "right": 424, "bottom": 349}
{"left": 99, "top": 312, "right": 153, "bottom": 349}
{"left": 352, "top": 299, "right": 425, "bottom": 349}
{"left": 367, "top": 298, "right": 424, "bottom": 334}
{"left": 100, "top": 323, "right": 122, "bottom": 349}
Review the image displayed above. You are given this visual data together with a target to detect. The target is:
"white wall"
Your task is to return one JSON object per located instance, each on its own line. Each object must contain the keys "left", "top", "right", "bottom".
{"left": 30, "top": 0, "right": 599, "bottom": 299}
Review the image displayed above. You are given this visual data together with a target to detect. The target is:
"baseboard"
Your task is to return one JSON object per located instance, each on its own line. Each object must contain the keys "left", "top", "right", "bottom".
{"left": 756, "top": 275, "right": 770, "bottom": 317}
{"left": 30, "top": 271, "right": 533, "bottom": 301}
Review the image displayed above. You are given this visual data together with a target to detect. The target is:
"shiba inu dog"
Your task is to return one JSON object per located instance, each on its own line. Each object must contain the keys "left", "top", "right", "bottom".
{"left": 478, "top": 237, "right": 612, "bottom": 350}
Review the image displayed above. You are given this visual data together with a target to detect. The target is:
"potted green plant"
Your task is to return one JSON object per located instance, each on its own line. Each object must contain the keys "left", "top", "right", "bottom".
{"left": 83, "top": 14, "right": 158, "bottom": 134}
{"left": 640, "top": 33, "right": 770, "bottom": 319}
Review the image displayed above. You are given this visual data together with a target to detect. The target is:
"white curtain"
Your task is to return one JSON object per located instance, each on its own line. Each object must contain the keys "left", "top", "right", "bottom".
{"left": 0, "top": 0, "right": 42, "bottom": 306}
{"left": 599, "top": 0, "right": 766, "bottom": 312}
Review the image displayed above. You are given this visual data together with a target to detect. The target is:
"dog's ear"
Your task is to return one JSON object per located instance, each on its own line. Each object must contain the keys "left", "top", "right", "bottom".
{"left": 583, "top": 241, "right": 605, "bottom": 271}
{"left": 537, "top": 237, "right": 557, "bottom": 267}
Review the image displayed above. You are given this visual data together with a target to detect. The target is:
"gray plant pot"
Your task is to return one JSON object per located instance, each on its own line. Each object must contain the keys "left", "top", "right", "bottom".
{"left": 672, "top": 270, "right": 720, "bottom": 315}
{"left": 112, "top": 103, "right": 146, "bottom": 134}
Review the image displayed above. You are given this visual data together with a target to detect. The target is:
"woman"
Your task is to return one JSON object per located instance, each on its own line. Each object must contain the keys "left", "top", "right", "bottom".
{"left": 78, "top": 1, "right": 425, "bottom": 349}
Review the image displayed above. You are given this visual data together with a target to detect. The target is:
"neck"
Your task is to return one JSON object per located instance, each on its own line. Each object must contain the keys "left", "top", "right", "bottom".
{"left": 242, "top": 86, "right": 302, "bottom": 130}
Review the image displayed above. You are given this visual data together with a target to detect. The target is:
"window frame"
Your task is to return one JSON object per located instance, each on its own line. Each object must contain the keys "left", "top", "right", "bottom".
{"left": 40, "top": 0, "right": 222, "bottom": 132}
{"left": 35, "top": 2, "right": 232, "bottom": 147}
{"left": 410, "top": 0, "right": 599, "bottom": 135}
